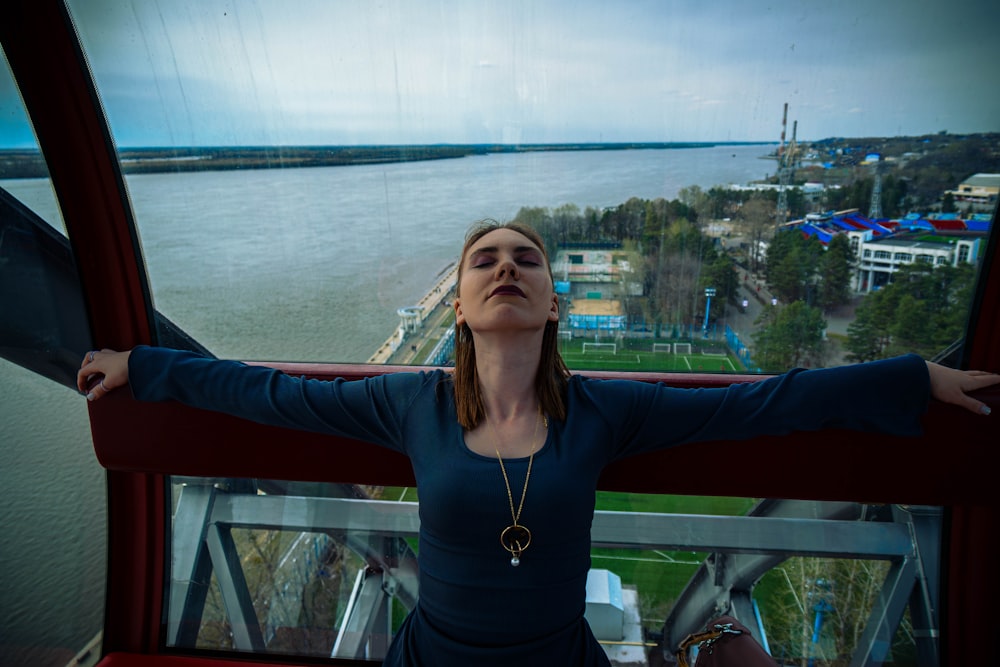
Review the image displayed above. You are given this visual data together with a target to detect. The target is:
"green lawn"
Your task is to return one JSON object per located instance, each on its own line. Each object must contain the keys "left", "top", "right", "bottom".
{"left": 558, "top": 338, "right": 743, "bottom": 372}
{"left": 590, "top": 492, "right": 757, "bottom": 630}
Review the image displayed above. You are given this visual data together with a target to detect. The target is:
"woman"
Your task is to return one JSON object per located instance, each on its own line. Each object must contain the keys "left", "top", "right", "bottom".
{"left": 79, "top": 221, "right": 997, "bottom": 666}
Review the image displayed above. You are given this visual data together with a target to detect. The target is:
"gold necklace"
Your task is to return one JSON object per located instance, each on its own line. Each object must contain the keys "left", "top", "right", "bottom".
{"left": 488, "top": 407, "right": 547, "bottom": 567}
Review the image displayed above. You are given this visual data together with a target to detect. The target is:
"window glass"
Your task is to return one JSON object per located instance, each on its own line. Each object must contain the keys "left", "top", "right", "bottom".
{"left": 0, "top": 48, "right": 106, "bottom": 667}
{"left": 34, "top": 5, "right": 985, "bottom": 664}
{"left": 166, "top": 476, "right": 932, "bottom": 664}
{"left": 64, "top": 1, "right": 997, "bottom": 369}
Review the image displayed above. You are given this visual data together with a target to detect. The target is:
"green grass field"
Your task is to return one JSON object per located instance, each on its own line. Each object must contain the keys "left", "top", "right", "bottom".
{"left": 590, "top": 492, "right": 756, "bottom": 631}
{"left": 558, "top": 337, "right": 743, "bottom": 373}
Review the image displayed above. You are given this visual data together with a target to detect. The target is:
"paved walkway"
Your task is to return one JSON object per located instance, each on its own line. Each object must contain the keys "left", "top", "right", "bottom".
{"left": 726, "top": 267, "right": 859, "bottom": 367}
{"left": 386, "top": 300, "right": 455, "bottom": 365}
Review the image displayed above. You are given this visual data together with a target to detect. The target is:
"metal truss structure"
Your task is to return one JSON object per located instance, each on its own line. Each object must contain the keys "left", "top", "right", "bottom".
{"left": 167, "top": 481, "right": 941, "bottom": 666}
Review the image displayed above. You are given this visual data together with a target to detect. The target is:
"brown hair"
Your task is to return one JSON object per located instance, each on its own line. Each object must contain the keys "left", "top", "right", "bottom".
{"left": 452, "top": 220, "right": 570, "bottom": 429}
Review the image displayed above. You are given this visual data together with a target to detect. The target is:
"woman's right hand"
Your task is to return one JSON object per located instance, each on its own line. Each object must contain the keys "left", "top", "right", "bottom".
{"left": 77, "top": 348, "right": 132, "bottom": 401}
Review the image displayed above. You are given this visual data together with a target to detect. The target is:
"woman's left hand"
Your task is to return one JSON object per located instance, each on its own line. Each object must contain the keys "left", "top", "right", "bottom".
{"left": 926, "top": 361, "right": 1000, "bottom": 415}
{"left": 78, "top": 348, "right": 132, "bottom": 401}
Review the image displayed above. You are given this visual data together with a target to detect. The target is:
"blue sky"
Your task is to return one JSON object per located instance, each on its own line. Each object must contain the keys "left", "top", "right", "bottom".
{"left": 3, "top": 0, "right": 1000, "bottom": 147}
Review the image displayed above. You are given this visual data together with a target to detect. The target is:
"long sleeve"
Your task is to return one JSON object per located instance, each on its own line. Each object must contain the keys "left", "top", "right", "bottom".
{"left": 127, "top": 345, "right": 443, "bottom": 452}
{"left": 565, "top": 353, "right": 931, "bottom": 462}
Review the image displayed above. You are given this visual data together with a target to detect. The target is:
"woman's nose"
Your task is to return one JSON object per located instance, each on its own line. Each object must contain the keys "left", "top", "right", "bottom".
{"left": 496, "top": 256, "right": 519, "bottom": 279}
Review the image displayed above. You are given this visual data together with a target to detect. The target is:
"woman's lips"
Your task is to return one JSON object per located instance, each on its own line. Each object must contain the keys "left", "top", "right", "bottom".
{"left": 490, "top": 285, "right": 526, "bottom": 298}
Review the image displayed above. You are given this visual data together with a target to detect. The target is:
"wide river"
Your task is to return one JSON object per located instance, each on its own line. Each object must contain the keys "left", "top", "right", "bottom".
{"left": 0, "top": 143, "right": 773, "bottom": 661}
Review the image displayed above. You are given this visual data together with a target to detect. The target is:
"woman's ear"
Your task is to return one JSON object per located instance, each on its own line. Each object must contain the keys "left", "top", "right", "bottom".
{"left": 548, "top": 293, "right": 559, "bottom": 322}
{"left": 454, "top": 297, "right": 465, "bottom": 327}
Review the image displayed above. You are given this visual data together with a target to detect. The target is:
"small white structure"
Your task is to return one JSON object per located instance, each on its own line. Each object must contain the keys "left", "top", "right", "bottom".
{"left": 585, "top": 568, "right": 624, "bottom": 641}
{"left": 396, "top": 305, "right": 424, "bottom": 334}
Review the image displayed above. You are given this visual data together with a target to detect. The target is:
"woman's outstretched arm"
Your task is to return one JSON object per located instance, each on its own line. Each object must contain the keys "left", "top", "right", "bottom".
{"left": 79, "top": 348, "right": 998, "bottom": 417}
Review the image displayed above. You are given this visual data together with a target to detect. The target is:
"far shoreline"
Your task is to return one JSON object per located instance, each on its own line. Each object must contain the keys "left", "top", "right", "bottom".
{"left": 0, "top": 142, "right": 771, "bottom": 179}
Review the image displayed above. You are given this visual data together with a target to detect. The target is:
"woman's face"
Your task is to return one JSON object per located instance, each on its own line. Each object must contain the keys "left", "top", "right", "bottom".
{"left": 454, "top": 227, "right": 559, "bottom": 335}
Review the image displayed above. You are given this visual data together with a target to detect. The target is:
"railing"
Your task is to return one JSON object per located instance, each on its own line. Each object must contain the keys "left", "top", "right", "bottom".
{"left": 166, "top": 478, "right": 941, "bottom": 665}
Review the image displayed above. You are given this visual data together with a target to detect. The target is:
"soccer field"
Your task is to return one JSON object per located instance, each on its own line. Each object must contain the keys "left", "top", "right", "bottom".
{"left": 559, "top": 339, "right": 741, "bottom": 372}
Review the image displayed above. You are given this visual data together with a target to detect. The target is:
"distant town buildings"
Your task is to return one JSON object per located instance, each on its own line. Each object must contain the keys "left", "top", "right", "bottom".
{"left": 551, "top": 248, "right": 636, "bottom": 336}
{"left": 788, "top": 206, "right": 990, "bottom": 294}
{"left": 944, "top": 173, "right": 999, "bottom": 212}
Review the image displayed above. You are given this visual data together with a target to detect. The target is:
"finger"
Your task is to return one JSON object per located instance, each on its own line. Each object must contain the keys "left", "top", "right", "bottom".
{"left": 85, "top": 375, "right": 101, "bottom": 401}
{"left": 963, "top": 397, "right": 992, "bottom": 416}
{"left": 77, "top": 368, "right": 98, "bottom": 394}
{"left": 964, "top": 371, "right": 1000, "bottom": 388}
{"left": 87, "top": 377, "right": 114, "bottom": 402}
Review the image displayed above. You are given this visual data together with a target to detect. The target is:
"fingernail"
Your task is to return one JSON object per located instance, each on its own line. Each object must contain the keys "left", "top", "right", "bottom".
{"left": 981, "top": 405, "right": 992, "bottom": 416}
{"left": 86, "top": 392, "right": 95, "bottom": 401}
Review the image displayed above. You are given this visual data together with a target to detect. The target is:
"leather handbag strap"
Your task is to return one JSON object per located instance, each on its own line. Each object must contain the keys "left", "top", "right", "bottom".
{"left": 674, "top": 616, "right": 778, "bottom": 667}
{"left": 675, "top": 622, "right": 743, "bottom": 667}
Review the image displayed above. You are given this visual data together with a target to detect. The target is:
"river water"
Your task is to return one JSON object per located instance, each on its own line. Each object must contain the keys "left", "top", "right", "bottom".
{"left": 0, "top": 143, "right": 773, "bottom": 662}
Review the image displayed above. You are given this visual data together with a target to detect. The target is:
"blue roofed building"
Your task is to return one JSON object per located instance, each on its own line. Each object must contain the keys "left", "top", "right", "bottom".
{"left": 781, "top": 208, "right": 990, "bottom": 293}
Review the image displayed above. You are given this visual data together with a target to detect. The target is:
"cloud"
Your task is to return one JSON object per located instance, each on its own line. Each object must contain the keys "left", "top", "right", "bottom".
{"left": 24, "top": 0, "right": 999, "bottom": 145}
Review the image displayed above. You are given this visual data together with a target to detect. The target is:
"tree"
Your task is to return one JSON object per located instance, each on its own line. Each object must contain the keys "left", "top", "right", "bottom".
{"left": 736, "top": 197, "right": 775, "bottom": 273}
{"left": 599, "top": 197, "right": 647, "bottom": 245}
{"left": 891, "top": 294, "right": 933, "bottom": 356}
{"left": 753, "top": 301, "right": 827, "bottom": 370}
{"left": 766, "top": 231, "right": 823, "bottom": 304}
{"left": 763, "top": 557, "right": 913, "bottom": 666}
{"left": 844, "top": 290, "right": 895, "bottom": 362}
{"left": 845, "top": 262, "right": 975, "bottom": 362}
{"left": 552, "top": 203, "right": 585, "bottom": 242}
{"left": 816, "top": 234, "right": 854, "bottom": 311}
{"left": 640, "top": 215, "right": 717, "bottom": 337}
{"left": 513, "top": 206, "right": 555, "bottom": 249}
{"left": 703, "top": 250, "right": 739, "bottom": 311}
{"left": 940, "top": 191, "right": 956, "bottom": 214}
{"left": 678, "top": 185, "right": 714, "bottom": 225}
{"left": 880, "top": 174, "right": 908, "bottom": 218}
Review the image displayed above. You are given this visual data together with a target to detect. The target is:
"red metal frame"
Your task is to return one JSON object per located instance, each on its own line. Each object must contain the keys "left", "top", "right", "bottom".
{"left": 3, "top": 1, "right": 998, "bottom": 664}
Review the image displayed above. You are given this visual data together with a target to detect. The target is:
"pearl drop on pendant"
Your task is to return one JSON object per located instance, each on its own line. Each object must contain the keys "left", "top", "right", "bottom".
{"left": 511, "top": 557, "right": 520, "bottom": 567}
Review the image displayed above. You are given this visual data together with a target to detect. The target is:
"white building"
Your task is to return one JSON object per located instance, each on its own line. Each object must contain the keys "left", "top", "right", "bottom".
{"left": 855, "top": 235, "right": 981, "bottom": 292}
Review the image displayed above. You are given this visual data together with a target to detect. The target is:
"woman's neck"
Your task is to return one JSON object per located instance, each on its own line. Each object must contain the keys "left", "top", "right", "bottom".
{"left": 472, "top": 330, "right": 543, "bottom": 420}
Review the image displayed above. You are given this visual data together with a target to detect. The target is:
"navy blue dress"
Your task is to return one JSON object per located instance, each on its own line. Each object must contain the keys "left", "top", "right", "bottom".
{"left": 129, "top": 347, "right": 929, "bottom": 666}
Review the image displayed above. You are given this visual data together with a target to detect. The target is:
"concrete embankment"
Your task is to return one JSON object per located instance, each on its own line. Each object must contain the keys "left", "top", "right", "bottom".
{"left": 367, "top": 264, "right": 459, "bottom": 365}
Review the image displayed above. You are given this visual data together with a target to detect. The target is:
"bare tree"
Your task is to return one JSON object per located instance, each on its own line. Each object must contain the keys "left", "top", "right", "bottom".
{"left": 736, "top": 197, "right": 776, "bottom": 274}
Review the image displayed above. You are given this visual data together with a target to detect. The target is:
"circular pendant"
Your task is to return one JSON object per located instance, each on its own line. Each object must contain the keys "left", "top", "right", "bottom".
{"left": 500, "top": 523, "right": 531, "bottom": 564}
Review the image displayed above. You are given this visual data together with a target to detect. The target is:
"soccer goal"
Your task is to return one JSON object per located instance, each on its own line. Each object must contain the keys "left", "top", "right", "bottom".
{"left": 582, "top": 342, "right": 616, "bottom": 355}
{"left": 673, "top": 343, "right": 693, "bottom": 355}
{"left": 652, "top": 343, "right": 673, "bottom": 354}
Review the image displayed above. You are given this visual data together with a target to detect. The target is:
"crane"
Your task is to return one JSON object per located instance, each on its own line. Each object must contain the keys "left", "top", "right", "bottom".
{"left": 776, "top": 104, "right": 798, "bottom": 224}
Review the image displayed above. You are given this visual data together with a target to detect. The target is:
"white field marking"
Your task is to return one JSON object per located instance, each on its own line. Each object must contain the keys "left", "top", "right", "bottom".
{"left": 591, "top": 553, "right": 704, "bottom": 565}
{"left": 278, "top": 532, "right": 310, "bottom": 570}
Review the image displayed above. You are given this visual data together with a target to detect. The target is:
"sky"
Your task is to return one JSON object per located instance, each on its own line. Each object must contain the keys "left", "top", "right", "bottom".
{"left": 3, "top": 0, "right": 1000, "bottom": 147}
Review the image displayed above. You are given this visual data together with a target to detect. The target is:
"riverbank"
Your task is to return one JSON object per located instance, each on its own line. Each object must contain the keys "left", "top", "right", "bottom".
{"left": 368, "top": 264, "right": 459, "bottom": 365}
{"left": 0, "top": 142, "right": 764, "bottom": 179}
